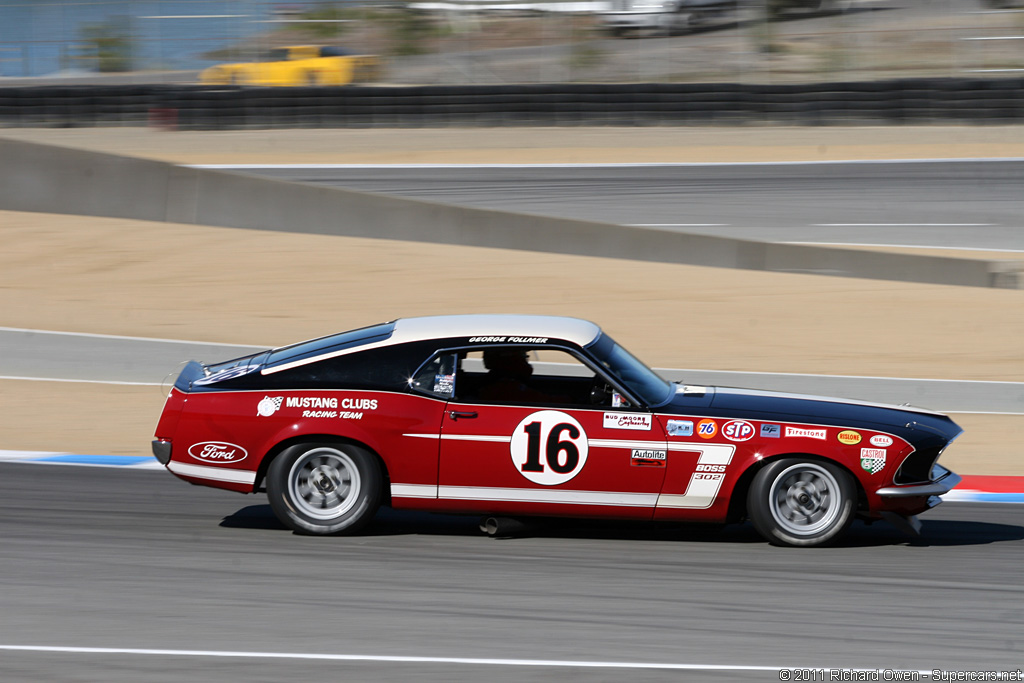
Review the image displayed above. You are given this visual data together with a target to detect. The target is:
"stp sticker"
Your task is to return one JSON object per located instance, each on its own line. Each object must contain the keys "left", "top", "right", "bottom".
{"left": 722, "top": 420, "right": 755, "bottom": 442}
{"left": 696, "top": 419, "right": 718, "bottom": 439}
{"left": 837, "top": 430, "right": 862, "bottom": 445}
{"left": 188, "top": 442, "right": 248, "bottom": 464}
{"left": 510, "top": 410, "right": 589, "bottom": 486}
{"left": 860, "top": 448, "right": 887, "bottom": 474}
{"left": 870, "top": 434, "right": 894, "bottom": 448}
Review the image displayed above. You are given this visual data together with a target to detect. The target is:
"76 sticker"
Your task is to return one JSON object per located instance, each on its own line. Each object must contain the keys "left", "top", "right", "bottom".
{"left": 510, "top": 411, "right": 589, "bottom": 486}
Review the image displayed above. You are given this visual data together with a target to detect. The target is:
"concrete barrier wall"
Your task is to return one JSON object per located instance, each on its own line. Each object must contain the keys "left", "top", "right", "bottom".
{"left": 0, "top": 78, "right": 1022, "bottom": 128}
{"left": 1, "top": 138, "right": 1019, "bottom": 289}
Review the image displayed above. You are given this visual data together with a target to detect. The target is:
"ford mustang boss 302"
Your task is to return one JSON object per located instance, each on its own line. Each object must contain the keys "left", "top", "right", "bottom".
{"left": 152, "top": 315, "right": 962, "bottom": 547}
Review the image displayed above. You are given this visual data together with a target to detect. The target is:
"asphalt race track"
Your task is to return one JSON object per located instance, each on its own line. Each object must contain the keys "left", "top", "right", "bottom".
{"left": 0, "top": 462, "right": 1021, "bottom": 682}
{"left": 226, "top": 160, "right": 1024, "bottom": 252}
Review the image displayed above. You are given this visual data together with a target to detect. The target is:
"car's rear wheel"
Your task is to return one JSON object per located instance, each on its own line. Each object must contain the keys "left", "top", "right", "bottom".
{"left": 747, "top": 458, "right": 855, "bottom": 547}
{"left": 267, "top": 443, "right": 382, "bottom": 535}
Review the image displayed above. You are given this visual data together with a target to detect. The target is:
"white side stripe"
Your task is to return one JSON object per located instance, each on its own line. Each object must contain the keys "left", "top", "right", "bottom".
{"left": 391, "top": 483, "right": 438, "bottom": 498}
{"left": 589, "top": 439, "right": 666, "bottom": 449}
{"left": 440, "top": 434, "right": 513, "bottom": 444}
{"left": 438, "top": 486, "right": 657, "bottom": 507}
{"left": 405, "top": 434, "right": 664, "bottom": 449}
{"left": 167, "top": 462, "right": 256, "bottom": 485}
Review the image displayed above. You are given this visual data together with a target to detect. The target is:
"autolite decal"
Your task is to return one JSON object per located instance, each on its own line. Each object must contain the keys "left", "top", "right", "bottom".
{"left": 188, "top": 442, "right": 248, "bottom": 464}
{"left": 630, "top": 449, "right": 667, "bottom": 467}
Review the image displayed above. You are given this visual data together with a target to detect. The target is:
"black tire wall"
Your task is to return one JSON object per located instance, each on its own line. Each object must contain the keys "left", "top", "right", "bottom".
{"left": 0, "top": 78, "right": 1021, "bottom": 128}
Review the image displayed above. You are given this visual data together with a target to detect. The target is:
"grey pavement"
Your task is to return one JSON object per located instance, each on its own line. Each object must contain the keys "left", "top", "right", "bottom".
{"left": 232, "top": 160, "right": 1024, "bottom": 251}
{"left": 0, "top": 463, "right": 1020, "bottom": 683}
{"left": 2, "top": 328, "right": 1020, "bottom": 413}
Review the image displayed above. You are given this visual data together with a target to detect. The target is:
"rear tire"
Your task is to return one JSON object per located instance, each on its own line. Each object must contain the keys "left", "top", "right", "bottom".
{"left": 267, "top": 443, "right": 382, "bottom": 535}
{"left": 747, "top": 458, "right": 855, "bottom": 547}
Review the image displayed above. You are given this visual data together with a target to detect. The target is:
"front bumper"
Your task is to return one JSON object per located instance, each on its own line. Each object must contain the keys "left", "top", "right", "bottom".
{"left": 875, "top": 464, "right": 961, "bottom": 499}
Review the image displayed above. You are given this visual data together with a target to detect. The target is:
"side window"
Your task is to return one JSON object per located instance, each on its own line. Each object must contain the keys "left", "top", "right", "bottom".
{"left": 409, "top": 352, "right": 458, "bottom": 399}
{"left": 454, "top": 346, "right": 632, "bottom": 408}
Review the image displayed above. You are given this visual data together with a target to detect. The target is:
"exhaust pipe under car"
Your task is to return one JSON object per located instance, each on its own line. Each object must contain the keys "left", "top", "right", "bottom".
{"left": 479, "top": 516, "right": 534, "bottom": 538}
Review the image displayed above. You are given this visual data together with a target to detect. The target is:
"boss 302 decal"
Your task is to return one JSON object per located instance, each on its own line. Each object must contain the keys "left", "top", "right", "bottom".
{"left": 657, "top": 443, "right": 736, "bottom": 509}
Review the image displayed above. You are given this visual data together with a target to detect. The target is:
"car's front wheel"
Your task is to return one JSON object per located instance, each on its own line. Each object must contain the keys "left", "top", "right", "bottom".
{"left": 267, "top": 443, "right": 382, "bottom": 535}
{"left": 747, "top": 458, "right": 855, "bottom": 547}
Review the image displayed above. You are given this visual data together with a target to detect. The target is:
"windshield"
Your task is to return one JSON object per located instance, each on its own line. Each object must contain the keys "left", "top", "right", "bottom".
{"left": 587, "top": 333, "right": 673, "bottom": 407}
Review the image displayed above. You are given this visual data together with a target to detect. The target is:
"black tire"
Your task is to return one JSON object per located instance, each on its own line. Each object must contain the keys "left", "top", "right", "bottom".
{"left": 267, "top": 442, "right": 382, "bottom": 535}
{"left": 747, "top": 458, "right": 855, "bottom": 547}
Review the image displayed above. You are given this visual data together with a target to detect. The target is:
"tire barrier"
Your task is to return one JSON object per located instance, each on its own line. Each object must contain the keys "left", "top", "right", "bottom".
{"left": 0, "top": 78, "right": 1021, "bottom": 128}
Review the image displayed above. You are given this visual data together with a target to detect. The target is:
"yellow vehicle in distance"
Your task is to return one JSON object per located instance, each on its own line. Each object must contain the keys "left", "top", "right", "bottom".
{"left": 200, "top": 46, "right": 379, "bottom": 86}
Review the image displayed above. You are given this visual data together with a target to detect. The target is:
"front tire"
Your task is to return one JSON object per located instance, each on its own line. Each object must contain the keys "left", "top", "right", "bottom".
{"left": 267, "top": 443, "right": 382, "bottom": 535}
{"left": 747, "top": 458, "right": 855, "bottom": 547}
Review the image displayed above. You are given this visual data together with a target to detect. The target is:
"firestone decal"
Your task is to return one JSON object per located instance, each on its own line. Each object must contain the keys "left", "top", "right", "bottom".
{"left": 722, "top": 420, "right": 755, "bottom": 442}
{"left": 188, "top": 441, "right": 248, "bottom": 464}
{"left": 785, "top": 426, "right": 827, "bottom": 440}
{"left": 603, "top": 413, "right": 652, "bottom": 431}
{"left": 837, "top": 430, "right": 862, "bottom": 445}
{"left": 860, "top": 448, "right": 887, "bottom": 474}
{"left": 870, "top": 434, "right": 894, "bottom": 448}
{"left": 510, "top": 410, "right": 588, "bottom": 486}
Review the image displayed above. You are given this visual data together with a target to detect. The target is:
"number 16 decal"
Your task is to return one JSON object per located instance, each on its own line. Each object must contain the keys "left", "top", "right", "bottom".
{"left": 510, "top": 411, "right": 589, "bottom": 486}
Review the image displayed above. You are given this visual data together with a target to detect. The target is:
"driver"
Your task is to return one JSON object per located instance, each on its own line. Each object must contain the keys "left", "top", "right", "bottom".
{"left": 478, "top": 348, "right": 568, "bottom": 404}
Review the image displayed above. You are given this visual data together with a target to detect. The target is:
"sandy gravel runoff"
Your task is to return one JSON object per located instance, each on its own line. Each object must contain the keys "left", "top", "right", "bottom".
{"left": 1, "top": 125, "right": 1021, "bottom": 476}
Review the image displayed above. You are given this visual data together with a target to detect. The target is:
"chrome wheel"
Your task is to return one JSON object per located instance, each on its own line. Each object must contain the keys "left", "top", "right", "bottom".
{"left": 268, "top": 442, "right": 383, "bottom": 535}
{"left": 748, "top": 458, "right": 856, "bottom": 547}
{"left": 768, "top": 463, "right": 841, "bottom": 536}
{"left": 288, "top": 447, "right": 361, "bottom": 521}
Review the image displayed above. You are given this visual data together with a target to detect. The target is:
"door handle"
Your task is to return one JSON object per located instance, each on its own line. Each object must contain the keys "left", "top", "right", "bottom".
{"left": 449, "top": 410, "right": 478, "bottom": 421}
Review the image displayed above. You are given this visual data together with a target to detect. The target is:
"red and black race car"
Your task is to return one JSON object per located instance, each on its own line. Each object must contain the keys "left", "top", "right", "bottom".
{"left": 152, "top": 315, "right": 962, "bottom": 547}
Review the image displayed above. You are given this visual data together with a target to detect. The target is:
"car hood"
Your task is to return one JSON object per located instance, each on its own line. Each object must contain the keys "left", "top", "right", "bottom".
{"left": 661, "top": 383, "right": 962, "bottom": 446}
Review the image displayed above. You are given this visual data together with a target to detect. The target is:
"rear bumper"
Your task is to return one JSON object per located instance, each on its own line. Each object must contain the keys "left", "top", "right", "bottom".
{"left": 875, "top": 464, "right": 961, "bottom": 499}
{"left": 152, "top": 439, "right": 172, "bottom": 465}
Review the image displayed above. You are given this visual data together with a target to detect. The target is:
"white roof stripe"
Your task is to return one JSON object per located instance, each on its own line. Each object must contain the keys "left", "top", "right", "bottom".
{"left": 393, "top": 315, "right": 600, "bottom": 347}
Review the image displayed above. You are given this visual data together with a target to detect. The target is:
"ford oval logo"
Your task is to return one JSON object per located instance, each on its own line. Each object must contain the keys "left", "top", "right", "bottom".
{"left": 188, "top": 441, "right": 248, "bottom": 464}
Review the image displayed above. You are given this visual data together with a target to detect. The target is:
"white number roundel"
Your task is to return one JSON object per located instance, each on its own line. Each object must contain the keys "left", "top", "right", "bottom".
{"left": 510, "top": 410, "right": 589, "bottom": 486}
